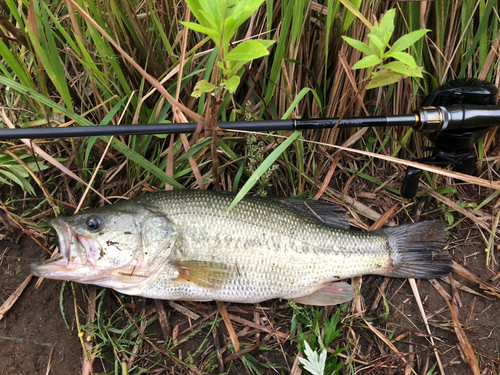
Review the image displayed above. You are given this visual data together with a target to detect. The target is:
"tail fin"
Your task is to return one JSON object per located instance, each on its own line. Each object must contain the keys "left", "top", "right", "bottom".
{"left": 383, "top": 220, "right": 453, "bottom": 279}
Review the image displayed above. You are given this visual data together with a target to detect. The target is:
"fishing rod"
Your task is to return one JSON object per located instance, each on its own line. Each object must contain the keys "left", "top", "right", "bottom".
{"left": 0, "top": 103, "right": 499, "bottom": 139}
{"left": 1, "top": 79, "right": 499, "bottom": 198}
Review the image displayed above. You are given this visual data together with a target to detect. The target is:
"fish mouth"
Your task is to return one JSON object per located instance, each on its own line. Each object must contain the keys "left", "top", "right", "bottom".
{"left": 30, "top": 218, "right": 158, "bottom": 289}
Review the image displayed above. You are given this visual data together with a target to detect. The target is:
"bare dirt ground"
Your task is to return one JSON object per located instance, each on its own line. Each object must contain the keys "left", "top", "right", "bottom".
{"left": 1, "top": 209, "right": 499, "bottom": 374}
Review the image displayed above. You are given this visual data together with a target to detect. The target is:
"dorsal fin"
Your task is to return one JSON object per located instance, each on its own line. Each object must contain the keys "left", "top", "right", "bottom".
{"left": 278, "top": 199, "right": 350, "bottom": 230}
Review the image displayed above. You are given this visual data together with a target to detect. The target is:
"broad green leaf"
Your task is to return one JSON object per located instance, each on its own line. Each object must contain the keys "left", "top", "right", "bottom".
{"left": 25, "top": 5, "right": 72, "bottom": 111}
{"left": 384, "top": 51, "right": 418, "bottom": 69}
{"left": 224, "top": 0, "right": 265, "bottom": 45}
{"left": 0, "top": 169, "right": 35, "bottom": 196}
{"left": 184, "top": 0, "right": 214, "bottom": 29}
{"left": 253, "top": 39, "right": 276, "bottom": 49}
{"left": 352, "top": 54, "right": 382, "bottom": 69}
{"left": 376, "top": 9, "right": 396, "bottom": 47}
{"left": 0, "top": 174, "right": 12, "bottom": 186}
{"left": 192, "top": 80, "right": 217, "bottom": 98}
{"left": 402, "top": 67, "right": 423, "bottom": 78}
{"left": 217, "top": 60, "right": 229, "bottom": 72}
{"left": 367, "top": 34, "right": 384, "bottom": 54}
{"left": 291, "top": 0, "right": 308, "bottom": 42}
{"left": 180, "top": 21, "right": 220, "bottom": 41}
{"left": 366, "top": 69, "right": 402, "bottom": 89}
{"left": 40, "top": 3, "right": 73, "bottom": 111}
{"left": 383, "top": 62, "right": 423, "bottom": 77}
{"left": 226, "top": 40, "right": 270, "bottom": 61}
{"left": 341, "top": 36, "right": 372, "bottom": 55}
{"left": 367, "top": 37, "right": 381, "bottom": 56}
{"left": 198, "top": 2, "right": 221, "bottom": 29}
{"left": 391, "top": 29, "right": 430, "bottom": 52}
{"left": 228, "top": 60, "right": 246, "bottom": 76}
{"left": 221, "top": 75, "right": 240, "bottom": 93}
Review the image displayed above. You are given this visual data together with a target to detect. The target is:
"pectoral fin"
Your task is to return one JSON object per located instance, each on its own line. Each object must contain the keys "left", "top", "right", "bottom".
{"left": 292, "top": 282, "right": 354, "bottom": 306}
{"left": 170, "top": 260, "right": 233, "bottom": 289}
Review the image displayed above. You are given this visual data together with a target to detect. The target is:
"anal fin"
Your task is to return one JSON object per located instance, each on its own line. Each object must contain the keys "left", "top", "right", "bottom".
{"left": 292, "top": 282, "right": 354, "bottom": 306}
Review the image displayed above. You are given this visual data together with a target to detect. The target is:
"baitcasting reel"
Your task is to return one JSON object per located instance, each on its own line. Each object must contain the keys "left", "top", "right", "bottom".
{"left": 400, "top": 79, "right": 499, "bottom": 198}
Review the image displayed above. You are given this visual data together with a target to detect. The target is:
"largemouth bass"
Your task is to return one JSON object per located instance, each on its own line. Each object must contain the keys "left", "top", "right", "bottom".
{"left": 31, "top": 190, "right": 452, "bottom": 305}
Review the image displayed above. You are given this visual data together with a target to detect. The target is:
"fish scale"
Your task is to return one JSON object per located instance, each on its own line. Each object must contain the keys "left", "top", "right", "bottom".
{"left": 32, "top": 190, "right": 453, "bottom": 306}
{"left": 131, "top": 191, "right": 394, "bottom": 302}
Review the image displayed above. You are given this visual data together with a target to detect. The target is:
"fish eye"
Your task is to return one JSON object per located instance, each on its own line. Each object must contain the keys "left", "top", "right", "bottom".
{"left": 85, "top": 215, "right": 103, "bottom": 231}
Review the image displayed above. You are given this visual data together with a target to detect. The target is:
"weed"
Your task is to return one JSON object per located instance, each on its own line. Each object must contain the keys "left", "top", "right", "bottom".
{"left": 182, "top": 0, "right": 275, "bottom": 98}
{"left": 245, "top": 133, "right": 279, "bottom": 196}
{"left": 291, "top": 304, "right": 347, "bottom": 375}
{"left": 342, "top": 9, "right": 429, "bottom": 89}
{"left": 0, "top": 151, "right": 48, "bottom": 195}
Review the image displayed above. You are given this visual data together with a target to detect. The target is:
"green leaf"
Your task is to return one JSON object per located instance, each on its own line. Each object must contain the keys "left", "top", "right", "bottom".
{"left": 108, "top": 138, "right": 184, "bottom": 189}
{"left": 376, "top": 9, "right": 395, "bottom": 47}
{"left": 366, "top": 69, "right": 403, "bottom": 89}
{"left": 342, "top": 0, "right": 363, "bottom": 32}
{"left": 447, "top": 212, "right": 454, "bottom": 226}
{"left": 263, "top": 0, "right": 293, "bottom": 106}
{"left": 0, "top": 39, "right": 33, "bottom": 89}
{"left": 384, "top": 51, "right": 418, "bottom": 69}
{"left": 367, "top": 34, "right": 384, "bottom": 54}
{"left": 152, "top": 121, "right": 173, "bottom": 138}
{"left": 227, "top": 60, "right": 246, "bottom": 76}
{"left": 216, "top": 60, "right": 228, "bottom": 72}
{"left": 352, "top": 54, "right": 382, "bottom": 69}
{"left": 221, "top": 75, "right": 240, "bottom": 93}
{"left": 224, "top": 0, "right": 265, "bottom": 45}
{"left": 0, "top": 75, "right": 183, "bottom": 190}
{"left": 180, "top": 21, "right": 220, "bottom": 41}
{"left": 323, "top": 310, "right": 341, "bottom": 347}
{"left": 226, "top": 131, "right": 301, "bottom": 213}
{"left": 192, "top": 79, "right": 217, "bottom": 98}
{"left": 226, "top": 40, "right": 270, "bottom": 61}
{"left": 298, "top": 341, "right": 327, "bottom": 375}
{"left": 184, "top": 0, "right": 216, "bottom": 29}
{"left": 0, "top": 169, "right": 35, "bottom": 196}
{"left": 198, "top": 2, "right": 223, "bottom": 30}
{"left": 391, "top": 29, "right": 430, "bottom": 52}
{"left": 282, "top": 87, "right": 322, "bottom": 118}
{"left": 253, "top": 39, "right": 276, "bottom": 49}
{"left": 382, "top": 61, "right": 422, "bottom": 77}
{"left": 25, "top": 4, "right": 73, "bottom": 111}
{"left": 341, "top": 36, "right": 372, "bottom": 56}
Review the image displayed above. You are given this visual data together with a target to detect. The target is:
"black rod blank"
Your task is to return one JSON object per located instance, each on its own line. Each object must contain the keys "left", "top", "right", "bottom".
{"left": 1, "top": 104, "right": 499, "bottom": 140}
{"left": 0, "top": 115, "right": 417, "bottom": 140}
